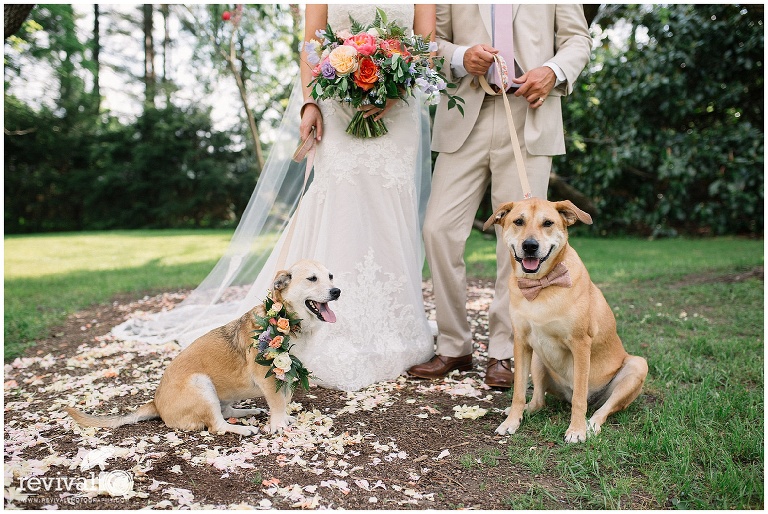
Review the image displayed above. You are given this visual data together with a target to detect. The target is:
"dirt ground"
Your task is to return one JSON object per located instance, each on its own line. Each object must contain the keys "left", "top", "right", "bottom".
{"left": 4, "top": 279, "right": 570, "bottom": 510}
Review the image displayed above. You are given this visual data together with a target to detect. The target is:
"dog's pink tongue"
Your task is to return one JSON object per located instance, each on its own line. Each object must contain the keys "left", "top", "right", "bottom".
{"left": 523, "top": 258, "right": 540, "bottom": 272}
{"left": 318, "top": 303, "right": 336, "bottom": 323}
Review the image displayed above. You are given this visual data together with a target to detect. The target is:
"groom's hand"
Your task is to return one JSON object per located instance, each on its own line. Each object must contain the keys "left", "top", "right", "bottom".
{"left": 463, "top": 44, "right": 498, "bottom": 76}
{"left": 513, "top": 66, "right": 557, "bottom": 110}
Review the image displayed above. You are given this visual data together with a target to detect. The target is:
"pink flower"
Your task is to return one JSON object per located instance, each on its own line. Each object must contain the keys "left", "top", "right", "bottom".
{"left": 380, "top": 39, "right": 411, "bottom": 59}
{"left": 344, "top": 32, "right": 377, "bottom": 56}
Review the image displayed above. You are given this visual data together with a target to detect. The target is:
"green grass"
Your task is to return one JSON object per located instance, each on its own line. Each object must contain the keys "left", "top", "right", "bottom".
{"left": 4, "top": 229, "right": 234, "bottom": 360}
{"left": 3, "top": 229, "right": 764, "bottom": 508}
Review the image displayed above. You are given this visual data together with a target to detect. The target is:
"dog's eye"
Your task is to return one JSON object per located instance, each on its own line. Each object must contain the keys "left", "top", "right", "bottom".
{"left": 543, "top": 220, "right": 554, "bottom": 227}
{"left": 329, "top": 274, "right": 334, "bottom": 280}
{"left": 307, "top": 276, "right": 318, "bottom": 282}
{"left": 513, "top": 218, "right": 524, "bottom": 226}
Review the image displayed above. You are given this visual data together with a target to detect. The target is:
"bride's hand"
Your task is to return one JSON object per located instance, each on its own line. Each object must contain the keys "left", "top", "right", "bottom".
{"left": 300, "top": 103, "right": 323, "bottom": 142}
{"left": 359, "top": 98, "right": 398, "bottom": 121}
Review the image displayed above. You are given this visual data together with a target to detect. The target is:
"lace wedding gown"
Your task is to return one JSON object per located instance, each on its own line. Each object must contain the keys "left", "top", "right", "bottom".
{"left": 113, "top": 4, "right": 434, "bottom": 391}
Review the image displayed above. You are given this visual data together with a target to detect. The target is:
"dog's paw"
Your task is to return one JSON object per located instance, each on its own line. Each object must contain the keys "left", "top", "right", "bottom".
{"left": 265, "top": 422, "right": 286, "bottom": 434}
{"left": 265, "top": 415, "right": 295, "bottom": 434}
{"left": 220, "top": 423, "right": 259, "bottom": 437}
{"left": 525, "top": 401, "right": 545, "bottom": 413}
{"left": 587, "top": 420, "right": 602, "bottom": 437}
{"left": 495, "top": 419, "right": 520, "bottom": 436}
{"left": 564, "top": 427, "right": 587, "bottom": 444}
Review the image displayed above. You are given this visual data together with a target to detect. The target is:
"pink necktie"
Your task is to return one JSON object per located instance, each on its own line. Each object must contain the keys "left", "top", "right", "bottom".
{"left": 490, "top": 4, "right": 515, "bottom": 89}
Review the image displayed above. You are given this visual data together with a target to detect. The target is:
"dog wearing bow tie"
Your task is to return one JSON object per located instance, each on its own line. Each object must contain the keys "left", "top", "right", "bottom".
{"left": 484, "top": 198, "right": 648, "bottom": 443}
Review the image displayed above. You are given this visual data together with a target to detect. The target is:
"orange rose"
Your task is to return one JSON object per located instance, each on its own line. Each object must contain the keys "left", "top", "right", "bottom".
{"left": 276, "top": 317, "right": 291, "bottom": 334}
{"left": 269, "top": 335, "right": 284, "bottom": 349}
{"left": 353, "top": 57, "right": 379, "bottom": 91}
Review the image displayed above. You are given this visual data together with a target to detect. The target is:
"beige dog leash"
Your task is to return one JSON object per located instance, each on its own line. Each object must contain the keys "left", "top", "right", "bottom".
{"left": 275, "top": 126, "right": 316, "bottom": 272}
{"left": 478, "top": 55, "right": 533, "bottom": 200}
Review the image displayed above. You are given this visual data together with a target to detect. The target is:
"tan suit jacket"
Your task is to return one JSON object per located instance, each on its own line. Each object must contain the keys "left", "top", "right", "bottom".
{"left": 432, "top": 4, "right": 591, "bottom": 155}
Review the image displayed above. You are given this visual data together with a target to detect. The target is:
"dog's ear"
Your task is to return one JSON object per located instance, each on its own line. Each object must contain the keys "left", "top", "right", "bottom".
{"left": 554, "top": 200, "right": 593, "bottom": 226}
{"left": 272, "top": 270, "right": 292, "bottom": 302}
{"left": 483, "top": 202, "right": 515, "bottom": 231}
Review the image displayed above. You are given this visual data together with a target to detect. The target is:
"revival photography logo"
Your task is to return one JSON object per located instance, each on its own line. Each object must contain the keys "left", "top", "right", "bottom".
{"left": 11, "top": 449, "right": 135, "bottom": 506}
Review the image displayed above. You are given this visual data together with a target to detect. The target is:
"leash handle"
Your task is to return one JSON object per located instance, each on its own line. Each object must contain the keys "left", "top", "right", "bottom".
{"left": 478, "top": 55, "right": 533, "bottom": 200}
{"left": 276, "top": 129, "right": 315, "bottom": 272}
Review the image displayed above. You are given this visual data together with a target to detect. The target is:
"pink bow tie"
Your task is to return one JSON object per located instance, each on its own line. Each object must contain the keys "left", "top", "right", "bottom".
{"left": 517, "top": 262, "right": 572, "bottom": 301}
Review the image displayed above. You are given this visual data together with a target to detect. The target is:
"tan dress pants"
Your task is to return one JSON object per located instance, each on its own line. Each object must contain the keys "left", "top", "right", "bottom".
{"left": 424, "top": 92, "right": 552, "bottom": 360}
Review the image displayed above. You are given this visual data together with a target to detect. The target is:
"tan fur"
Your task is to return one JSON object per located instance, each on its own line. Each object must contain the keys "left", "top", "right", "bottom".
{"left": 485, "top": 198, "right": 648, "bottom": 443}
{"left": 66, "top": 260, "right": 339, "bottom": 436}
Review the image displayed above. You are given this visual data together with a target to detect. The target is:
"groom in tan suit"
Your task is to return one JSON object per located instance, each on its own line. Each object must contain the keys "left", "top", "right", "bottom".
{"left": 409, "top": 4, "right": 591, "bottom": 387}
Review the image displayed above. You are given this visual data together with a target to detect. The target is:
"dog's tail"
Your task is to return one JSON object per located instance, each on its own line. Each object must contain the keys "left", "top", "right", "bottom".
{"left": 65, "top": 401, "right": 159, "bottom": 429}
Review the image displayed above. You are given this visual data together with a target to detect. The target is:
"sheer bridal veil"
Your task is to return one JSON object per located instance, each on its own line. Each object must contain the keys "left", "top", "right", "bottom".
{"left": 112, "top": 76, "right": 432, "bottom": 347}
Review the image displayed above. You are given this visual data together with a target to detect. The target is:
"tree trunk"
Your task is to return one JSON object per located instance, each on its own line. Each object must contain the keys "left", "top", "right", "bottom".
{"left": 181, "top": 5, "right": 265, "bottom": 172}
{"left": 160, "top": 3, "right": 170, "bottom": 104}
{"left": 92, "top": 4, "right": 101, "bottom": 113}
{"left": 228, "top": 53, "right": 265, "bottom": 171}
{"left": 4, "top": 4, "right": 34, "bottom": 39}
{"left": 226, "top": 24, "right": 264, "bottom": 171}
{"left": 143, "top": 4, "right": 156, "bottom": 109}
{"left": 548, "top": 172, "right": 597, "bottom": 215}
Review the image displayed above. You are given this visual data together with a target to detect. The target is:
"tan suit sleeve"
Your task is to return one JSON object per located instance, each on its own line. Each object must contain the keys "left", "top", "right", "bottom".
{"left": 549, "top": 4, "right": 592, "bottom": 95}
{"left": 435, "top": 4, "right": 458, "bottom": 83}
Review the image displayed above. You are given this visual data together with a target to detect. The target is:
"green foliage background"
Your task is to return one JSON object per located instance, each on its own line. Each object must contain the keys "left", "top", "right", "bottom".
{"left": 560, "top": 4, "right": 763, "bottom": 236}
{"left": 3, "top": 4, "right": 764, "bottom": 236}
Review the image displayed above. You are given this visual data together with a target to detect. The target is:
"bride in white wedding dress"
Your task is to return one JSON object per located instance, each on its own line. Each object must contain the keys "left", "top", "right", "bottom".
{"left": 112, "top": 4, "right": 435, "bottom": 391}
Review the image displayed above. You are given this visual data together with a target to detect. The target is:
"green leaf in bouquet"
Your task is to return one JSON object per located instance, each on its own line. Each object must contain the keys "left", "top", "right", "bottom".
{"left": 324, "top": 22, "right": 336, "bottom": 42}
{"left": 255, "top": 356, "right": 273, "bottom": 366}
{"left": 350, "top": 16, "right": 365, "bottom": 35}
{"left": 374, "top": 7, "right": 387, "bottom": 27}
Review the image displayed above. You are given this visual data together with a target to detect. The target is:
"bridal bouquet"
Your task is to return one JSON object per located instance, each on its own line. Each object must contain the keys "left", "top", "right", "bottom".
{"left": 301, "top": 8, "right": 463, "bottom": 138}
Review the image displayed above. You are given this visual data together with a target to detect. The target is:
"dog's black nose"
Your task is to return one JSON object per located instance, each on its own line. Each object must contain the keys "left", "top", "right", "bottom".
{"left": 330, "top": 288, "right": 341, "bottom": 299}
{"left": 522, "top": 238, "right": 539, "bottom": 255}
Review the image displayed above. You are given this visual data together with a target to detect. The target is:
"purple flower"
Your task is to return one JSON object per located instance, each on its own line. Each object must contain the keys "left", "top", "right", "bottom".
{"left": 321, "top": 60, "right": 336, "bottom": 79}
{"left": 258, "top": 331, "right": 272, "bottom": 352}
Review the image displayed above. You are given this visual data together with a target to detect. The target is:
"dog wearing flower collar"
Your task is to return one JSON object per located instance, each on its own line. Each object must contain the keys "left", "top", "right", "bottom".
{"left": 66, "top": 260, "right": 340, "bottom": 436}
{"left": 484, "top": 198, "right": 648, "bottom": 443}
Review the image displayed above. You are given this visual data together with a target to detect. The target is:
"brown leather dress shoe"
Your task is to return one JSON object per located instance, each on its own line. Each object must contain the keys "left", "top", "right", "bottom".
{"left": 407, "top": 354, "right": 473, "bottom": 379}
{"left": 485, "top": 358, "right": 513, "bottom": 388}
